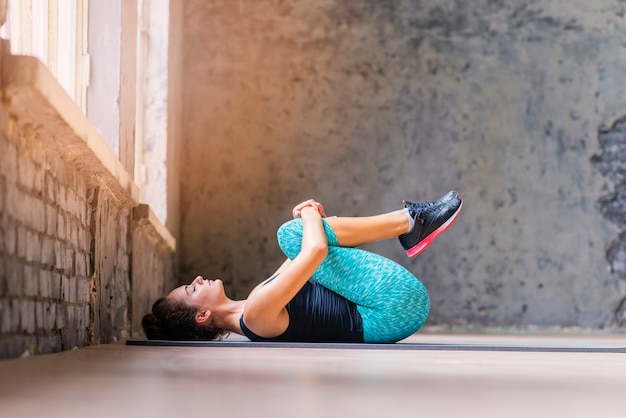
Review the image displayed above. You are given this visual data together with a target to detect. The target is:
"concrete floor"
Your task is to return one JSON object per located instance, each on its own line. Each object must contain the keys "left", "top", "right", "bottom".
{"left": 0, "top": 332, "right": 625, "bottom": 418}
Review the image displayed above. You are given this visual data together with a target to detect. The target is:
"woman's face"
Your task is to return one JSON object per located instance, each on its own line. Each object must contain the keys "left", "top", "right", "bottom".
{"left": 168, "top": 276, "right": 226, "bottom": 310}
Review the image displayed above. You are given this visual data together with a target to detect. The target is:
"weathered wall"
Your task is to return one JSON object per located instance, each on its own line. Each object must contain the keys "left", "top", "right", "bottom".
{"left": 0, "top": 111, "right": 92, "bottom": 356}
{"left": 180, "top": 0, "right": 626, "bottom": 330}
{"left": 0, "top": 51, "right": 176, "bottom": 359}
{"left": 131, "top": 205, "right": 177, "bottom": 336}
{"left": 0, "top": 109, "right": 130, "bottom": 357}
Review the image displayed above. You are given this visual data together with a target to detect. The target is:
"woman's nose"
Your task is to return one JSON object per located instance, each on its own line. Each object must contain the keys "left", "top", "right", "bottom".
{"left": 194, "top": 275, "right": 204, "bottom": 285}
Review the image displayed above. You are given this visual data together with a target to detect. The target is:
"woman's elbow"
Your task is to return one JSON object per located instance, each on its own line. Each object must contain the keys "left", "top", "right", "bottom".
{"left": 308, "top": 241, "right": 328, "bottom": 261}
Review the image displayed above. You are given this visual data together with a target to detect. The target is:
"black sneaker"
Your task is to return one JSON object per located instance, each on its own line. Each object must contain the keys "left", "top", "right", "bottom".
{"left": 403, "top": 190, "right": 458, "bottom": 213}
{"left": 399, "top": 195, "right": 463, "bottom": 257}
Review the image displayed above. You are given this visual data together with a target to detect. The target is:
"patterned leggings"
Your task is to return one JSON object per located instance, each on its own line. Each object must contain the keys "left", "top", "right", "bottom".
{"left": 276, "top": 218, "right": 430, "bottom": 343}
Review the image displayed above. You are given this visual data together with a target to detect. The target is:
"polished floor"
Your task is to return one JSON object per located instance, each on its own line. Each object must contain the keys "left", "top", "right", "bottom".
{"left": 1, "top": 332, "right": 625, "bottom": 418}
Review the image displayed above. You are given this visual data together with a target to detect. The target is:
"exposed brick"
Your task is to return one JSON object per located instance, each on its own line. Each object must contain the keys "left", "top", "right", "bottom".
{"left": 58, "top": 185, "right": 67, "bottom": 210}
{"left": 41, "top": 236, "right": 55, "bottom": 267}
{"left": 16, "top": 224, "right": 27, "bottom": 259}
{"left": 0, "top": 336, "right": 26, "bottom": 359}
{"left": 45, "top": 301, "right": 56, "bottom": 329}
{"left": 76, "top": 179, "right": 86, "bottom": 200}
{"left": 0, "top": 141, "right": 17, "bottom": 179}
{"left": 67, "top": 216, "right": 78, "bottom": 247}
{"left": 5, "top": 183, "right": 22, "bottom": 223}
{"left": 25, "top": 230, "right": 42, "bottom": 263}
{"left": 37, "top": 335, "right": 62, "bottom": 355}
{"left": 85, "top": 253, "right": 93, "bottom": 277}
{"left": 30, "top": 137, "right": 46, "bottom": 166}
{"left": 65, "top": 215, "right": 73, "bottom": 244}
{"left": 23, "top": 336, "right": 37, "bottom": 357}
{"left": 75, "top": 251, "right": 87, "bottom": 278}
{"left": 82, "top": 305, "right": 89, "bottom": 328}
{"left": 79, "top": 229, "right": 91, "bottom": 253}
{"left": 6, "top": 258, "right": 22, "bottom": 296}
{"left": 64, "top": 305, "right": 76, "bottom": 348}
{"left": 45, "top": 203, "right": 57, "bottom": 236}
{"left": 57, "top": 212, "right": 66, "bottom": 240}
{"left": 77, "top": 278, "right": 89, "bottom": 303}
{"left": 66, "top": 188, "right": 77, "bottom": 217}
{"left": 20, "top": 300, "right": 35, "bottom": 333}
{"left": 0, "top": 176, "right": 5, "bottom": 213}
{"left": 10, "top": 299, "right": 20, "bottom": 332}
{"left": 61, "top": 275, "right": 70, "bottom": 301}
{"left": 55, "top": 302, "right": 64, "bottom": 329}
{"left": 48, "top": 154, "right": 65, "bottom": 185}
{"left": 0, "top": 299, "right": 12, "bottom": 333}
{"left": 44, "top": 172, "right": 57, "bottom": 202}
{"left": 70, "top": 218, "right": 78, "bottom": 247}
{"left": 68, "top": 276, "right": 77, "bottom": 303}
{"left": 39, "top": 269, "right": 51, "bottom": 298}
{"left": 23, "top": 265, "right": 39, "bottom": 297}
{"left": 50, "top": 272, "right": 61, "bottom": 299}
{"left": 64, "top": 247, "right": 74, "bottom": 273}
{"left": 19, "top": 193, "right": 35, "bottom": 225}
{"left": 77, "top": 198, "right": 86, "bottom": 226}
{"left": 54, "top": 240, "right": 63, "bottom": 271}
{"left": 0, "top": 256, "right": 5, "bottom": 295}
{"left": 2, "top": 220, "right": 16, "bottom": 254}
{"left": 35, "top": 301, "right": 44, "bottom": 330}
{"left": 76, "top": 226, "right": 85, "bottom": 252}
{"left": 85, "top": 204, "right": 92, "bottom": 228}
{"left": 33, "top": 166, "right": 44, "bottom": 195}
{"left": 31, "top": 198, "right": 46, "bottom": 233}
{"left": 18, "top": 156, "right": 36, "bottom": 190}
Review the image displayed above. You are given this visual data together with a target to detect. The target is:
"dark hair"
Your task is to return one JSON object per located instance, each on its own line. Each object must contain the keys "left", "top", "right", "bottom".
{"left": 142, "top": 297, "right": 228, "bottom": 341}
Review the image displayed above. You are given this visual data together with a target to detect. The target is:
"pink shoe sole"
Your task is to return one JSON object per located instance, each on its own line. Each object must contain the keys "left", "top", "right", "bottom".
{"left": 405, "top": 200, "right": 463, "bottom": 257}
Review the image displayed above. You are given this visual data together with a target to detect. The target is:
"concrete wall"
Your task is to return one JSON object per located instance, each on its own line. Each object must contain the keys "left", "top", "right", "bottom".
{"left": 180, "top": 0, "right": 626, "bottom": 330}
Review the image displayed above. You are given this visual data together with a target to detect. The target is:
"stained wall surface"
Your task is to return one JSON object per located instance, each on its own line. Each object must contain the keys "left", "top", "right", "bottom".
{"left": 180, "top": 0, "right": 626, "bottom": 329}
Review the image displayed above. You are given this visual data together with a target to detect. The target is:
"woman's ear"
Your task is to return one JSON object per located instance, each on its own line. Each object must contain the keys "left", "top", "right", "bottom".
{"left": 195, "top": 310, "right": 212, "bottom": 324}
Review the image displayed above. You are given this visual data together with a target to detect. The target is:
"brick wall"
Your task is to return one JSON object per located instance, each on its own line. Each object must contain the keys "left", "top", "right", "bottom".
{"left": 0, "top": 108, "right": 94, "bottom": 356}
{"left": 131, "top": 204, "right": 177, "bottom": 336}
{"left": 0, "top": 52, "right": 176, "bottom": 360}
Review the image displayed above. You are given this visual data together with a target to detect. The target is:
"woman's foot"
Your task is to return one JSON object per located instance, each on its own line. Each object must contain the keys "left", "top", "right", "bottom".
{"left": 399, "top": 194, "right": 463, "bottom": 257}
{"left": 402, "top": 190, "right": 458, "bottom": 213}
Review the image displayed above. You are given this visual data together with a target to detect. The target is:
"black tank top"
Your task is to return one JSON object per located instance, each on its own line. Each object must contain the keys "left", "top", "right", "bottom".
{"left": 239, "top": 280, "right": 364, "bottom": 342}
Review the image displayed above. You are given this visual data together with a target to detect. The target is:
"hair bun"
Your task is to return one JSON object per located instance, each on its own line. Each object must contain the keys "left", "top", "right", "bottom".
{"left": 142, "top": 313, "right": 168, "bottom": 340}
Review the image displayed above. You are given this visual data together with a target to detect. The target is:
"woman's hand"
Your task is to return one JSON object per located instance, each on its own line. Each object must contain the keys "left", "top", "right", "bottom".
{"left": 292, "top": 199, "right": 326, "bottom": 218}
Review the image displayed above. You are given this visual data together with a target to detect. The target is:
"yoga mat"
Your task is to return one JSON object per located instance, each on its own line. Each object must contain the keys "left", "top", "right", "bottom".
{"left": 126, "top": 338, "right": 626, "bottom": 353}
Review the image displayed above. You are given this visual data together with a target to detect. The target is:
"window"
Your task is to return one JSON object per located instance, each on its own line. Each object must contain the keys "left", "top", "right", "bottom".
{"left": 0, "top": 0, "right": 89, "bottom": 113}
{"left": 0, "top": 0, "right": 179, "bottom": 234}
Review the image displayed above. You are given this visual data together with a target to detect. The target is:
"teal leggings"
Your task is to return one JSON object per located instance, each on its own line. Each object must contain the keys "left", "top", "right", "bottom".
{"left": 276, "top": 218, "right": 430, "bottom": 343}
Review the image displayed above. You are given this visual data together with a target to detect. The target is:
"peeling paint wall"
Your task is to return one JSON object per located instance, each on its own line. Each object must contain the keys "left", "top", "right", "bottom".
{"left": 180, "top": 0, "right": 626, "bottom": 330}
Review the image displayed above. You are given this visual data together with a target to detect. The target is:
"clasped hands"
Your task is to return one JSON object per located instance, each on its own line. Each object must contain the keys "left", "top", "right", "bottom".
{"left": 292, "top": 199, "right": 327, "bottom": 219}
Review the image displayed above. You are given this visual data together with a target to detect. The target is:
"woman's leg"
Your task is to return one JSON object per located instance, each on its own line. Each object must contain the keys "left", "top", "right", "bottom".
{"left": 323, "top": 210, "right": 409, "bottom": 248}
{"left": 277, "top": 218, "right": 430, "bottom": 343}
{"left": 324, "top": 190, "right": 461, "bottom": 251}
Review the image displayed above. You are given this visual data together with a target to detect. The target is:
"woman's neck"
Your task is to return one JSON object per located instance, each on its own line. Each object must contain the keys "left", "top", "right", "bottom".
{"left": 212, "top": 299, "right": 247, "bottom": 335}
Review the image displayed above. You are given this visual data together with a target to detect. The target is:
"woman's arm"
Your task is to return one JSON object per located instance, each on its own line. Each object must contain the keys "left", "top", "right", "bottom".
{"left": 244, "top": 205, "right": 328, "bottom": 337}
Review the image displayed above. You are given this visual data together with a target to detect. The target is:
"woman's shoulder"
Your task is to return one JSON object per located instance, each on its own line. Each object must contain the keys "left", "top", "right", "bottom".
{"left": 241, "top": 303, "right": 289, "bottom": 339}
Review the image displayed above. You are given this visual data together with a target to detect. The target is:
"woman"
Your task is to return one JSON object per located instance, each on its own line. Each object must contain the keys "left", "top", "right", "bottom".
{"left": 142, "top": 191, "right": 463, "bottom": 343}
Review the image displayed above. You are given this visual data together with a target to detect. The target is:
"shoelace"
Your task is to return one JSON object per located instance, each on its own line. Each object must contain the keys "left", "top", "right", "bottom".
{"left": 405, "top": 199, "right": 439, "bottom": 217}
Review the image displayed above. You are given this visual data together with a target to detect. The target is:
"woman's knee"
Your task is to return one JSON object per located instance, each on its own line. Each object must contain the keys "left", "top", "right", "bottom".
{"left": 277, "top": 219, "right": 304, "bottom": 259}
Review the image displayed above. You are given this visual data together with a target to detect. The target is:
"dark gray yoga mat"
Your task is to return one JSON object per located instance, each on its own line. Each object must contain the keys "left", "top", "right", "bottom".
{"left": 126, "top": 338, "right": 626, "bottom": 353}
